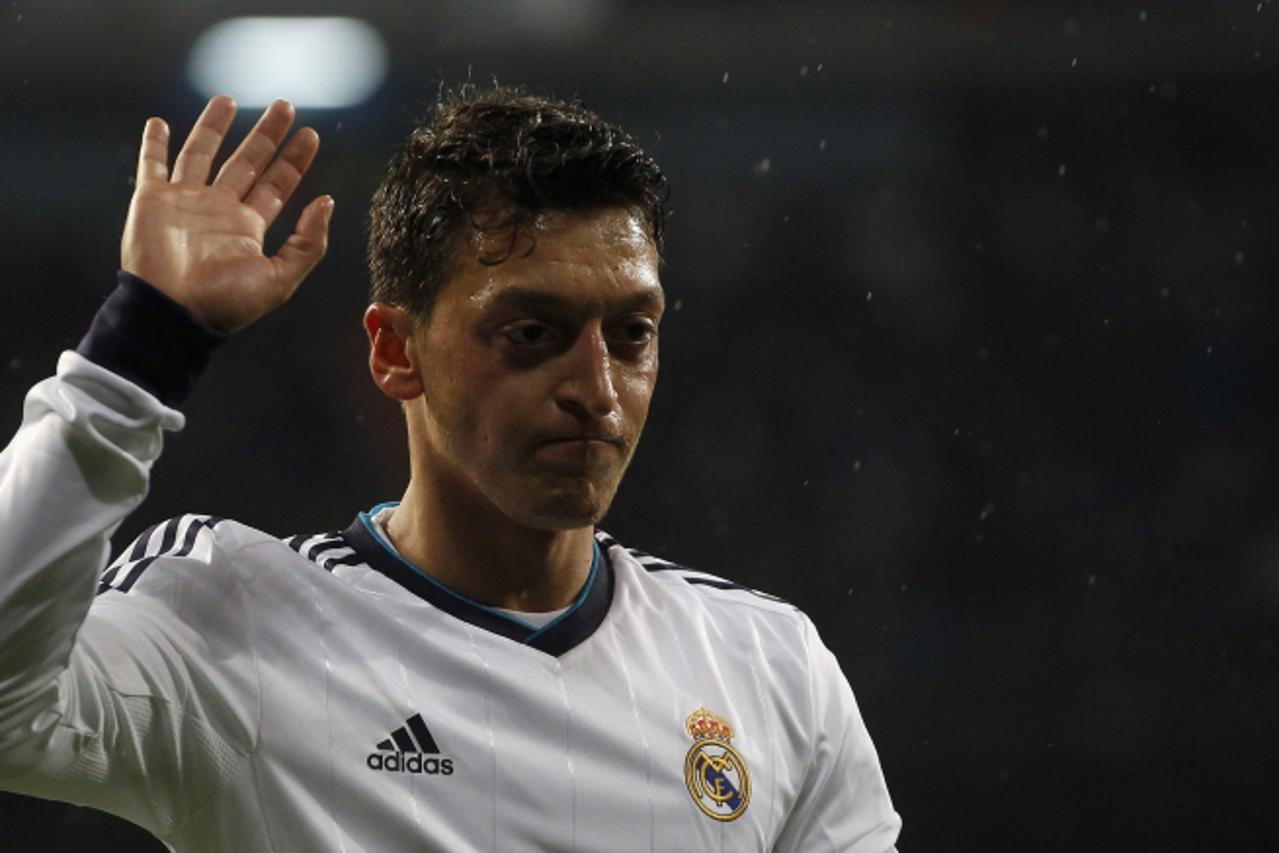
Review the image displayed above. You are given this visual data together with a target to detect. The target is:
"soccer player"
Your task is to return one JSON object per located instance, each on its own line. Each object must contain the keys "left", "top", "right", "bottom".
{"left": 0, "top": 89, "right": 901, "bottom": 851}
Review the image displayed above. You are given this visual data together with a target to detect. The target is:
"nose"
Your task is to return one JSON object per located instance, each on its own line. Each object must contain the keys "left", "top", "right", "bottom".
{"left": 555, "top": 325, "right": 618, "bottom": 420}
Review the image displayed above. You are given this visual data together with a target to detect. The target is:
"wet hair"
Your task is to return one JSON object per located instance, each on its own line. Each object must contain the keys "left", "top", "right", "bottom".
{"left": 368, "top": 84, "right": 669, "bottom": 319}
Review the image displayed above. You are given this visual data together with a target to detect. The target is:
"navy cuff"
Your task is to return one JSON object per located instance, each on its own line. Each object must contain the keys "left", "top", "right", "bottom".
{"left": 76, "top": 272, "right": 228, "bottom": 407}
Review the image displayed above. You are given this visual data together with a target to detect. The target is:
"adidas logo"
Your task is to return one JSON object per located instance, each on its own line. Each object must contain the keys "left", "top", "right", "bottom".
{"left": 366, "top": 713, "right": 455, "bottom": 776}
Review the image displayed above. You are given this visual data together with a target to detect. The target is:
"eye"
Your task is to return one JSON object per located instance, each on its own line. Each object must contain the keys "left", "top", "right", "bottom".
{"left": 502, "top": 321, "right": 557, "bottom": 347}
{"left": 611, "top": 319, "right": 658, "bottom": 347}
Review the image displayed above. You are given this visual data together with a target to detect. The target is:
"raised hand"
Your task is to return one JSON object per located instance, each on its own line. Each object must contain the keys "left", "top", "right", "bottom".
{"left": 120, "top": 95, "right": 334, "bottom": 333}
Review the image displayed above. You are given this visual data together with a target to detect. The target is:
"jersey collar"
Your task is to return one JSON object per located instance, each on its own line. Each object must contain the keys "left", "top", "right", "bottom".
{"left": 340, "top": 507, "right": 614, "bottom": 657}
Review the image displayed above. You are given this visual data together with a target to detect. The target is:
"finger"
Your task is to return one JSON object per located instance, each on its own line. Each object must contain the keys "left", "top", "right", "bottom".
{"left": 213, "top": 99, "right": 295, "bottom": 199}
{"left": 171, "top": 95, "right": 238, "bottom": 185}
{"left": 136, "top": 118, "right": 170, "bottom": 186}
{"left": 271, "top": 195, "right": 334, "bottom": 296}
{"left": 244, "top": 127, "right": 320, "bottom": 228}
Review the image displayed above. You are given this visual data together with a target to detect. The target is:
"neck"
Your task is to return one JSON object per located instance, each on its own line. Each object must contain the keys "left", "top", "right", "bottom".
{"left": 384, "top": 474, "right": 596, "bottom": 614}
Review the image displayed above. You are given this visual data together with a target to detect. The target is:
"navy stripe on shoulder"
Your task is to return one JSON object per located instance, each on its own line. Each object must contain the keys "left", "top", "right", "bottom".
{"left": 603, "top": 533, "right": 790, "bottom": 606}
{"left": 98, "top": 515, "right": 224, "bottom": 595}
{"left": 285, "top": 531, "right": 359, "bottom": 573}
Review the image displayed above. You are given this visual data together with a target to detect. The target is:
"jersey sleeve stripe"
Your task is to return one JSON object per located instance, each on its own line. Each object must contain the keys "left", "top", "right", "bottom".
{"left": 283, "top": 532, "right": 362, "bottom": 573}
{"left": 305, "top": 539, "right": 349, "bottom": 563}
{"left": 599, "top": 530, "right": 793, "bottom": 606}
{"left": 97, "top": 515, "right": 223, "bottom": 595}
{"left": 681, "top": 576, "right": 787, "bottom": 603}
{"left": 126, "top": 521, "right": 164, "bottom": 562}
{"left": 322, "top": 550, "right": 365, "bottom": 569}
{"left": 318, "top": 550, "right": 361, "bottom": 572}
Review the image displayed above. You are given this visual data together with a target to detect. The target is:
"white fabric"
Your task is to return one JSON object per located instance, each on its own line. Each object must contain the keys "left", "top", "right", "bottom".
{"left": 0, "top": 352, "right": 901, "bottom": 852}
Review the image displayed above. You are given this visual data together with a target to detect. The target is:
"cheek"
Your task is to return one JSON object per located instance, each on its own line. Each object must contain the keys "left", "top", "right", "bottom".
{"left": 618, "top": 359, "right": 659, "bottom": 420}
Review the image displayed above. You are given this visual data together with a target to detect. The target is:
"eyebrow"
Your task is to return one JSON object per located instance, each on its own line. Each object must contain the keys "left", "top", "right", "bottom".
{"left": 487, "top": 286, "right": 665, "bottom": 315}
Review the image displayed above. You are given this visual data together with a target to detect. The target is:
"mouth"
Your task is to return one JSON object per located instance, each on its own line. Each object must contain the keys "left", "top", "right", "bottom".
{"left": 538, "top": 434, "right": 626, "bottom": 450}
{"left": 534, "top": 436, "right": 626, "bottom": 469}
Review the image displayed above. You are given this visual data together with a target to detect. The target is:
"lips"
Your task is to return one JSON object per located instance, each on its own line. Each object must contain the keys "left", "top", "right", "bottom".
{"left": 539, "top": 436, "right": 625, "bottom": 449}
{"left": 536, "top": 425, "right": 626, "bottom": 446}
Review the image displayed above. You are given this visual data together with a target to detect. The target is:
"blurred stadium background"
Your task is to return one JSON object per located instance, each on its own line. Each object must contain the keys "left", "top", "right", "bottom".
{"left": 2, "top": 1, "right": 1277, "bottom": 849}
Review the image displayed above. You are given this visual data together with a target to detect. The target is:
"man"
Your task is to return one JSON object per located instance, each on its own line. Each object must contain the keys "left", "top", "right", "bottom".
{"left": 0, "top": 88, "right": 900, "bottom": 851}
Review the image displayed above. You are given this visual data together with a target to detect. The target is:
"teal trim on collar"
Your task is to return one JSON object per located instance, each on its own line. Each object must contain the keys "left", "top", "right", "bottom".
{"left": 357, "top": 503, "right": 602, "bottom": 643}
{"left": 525, "top": 542, "right": 600, "bottom": 643}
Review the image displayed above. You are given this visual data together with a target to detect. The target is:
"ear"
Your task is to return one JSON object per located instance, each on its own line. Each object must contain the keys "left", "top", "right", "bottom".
{"left": 364, "top": 303, "right": 424, "bottom": 401}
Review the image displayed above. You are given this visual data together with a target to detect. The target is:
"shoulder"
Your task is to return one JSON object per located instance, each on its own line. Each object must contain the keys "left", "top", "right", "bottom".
{"left": 96, "top": 514, "right": 335, "bottom": 597}
{"left": 597, "top": 529, "right": 810, "bottom": 632}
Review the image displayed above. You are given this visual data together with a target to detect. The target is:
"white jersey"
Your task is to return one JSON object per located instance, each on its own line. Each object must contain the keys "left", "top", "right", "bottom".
{"left": 0, "top": 280, "right": 900, "bottom": 851}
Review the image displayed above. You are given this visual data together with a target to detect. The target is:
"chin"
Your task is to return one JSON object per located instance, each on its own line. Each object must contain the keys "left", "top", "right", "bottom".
{"left": 512, "top": 480, "right": 617, "bottom": 531}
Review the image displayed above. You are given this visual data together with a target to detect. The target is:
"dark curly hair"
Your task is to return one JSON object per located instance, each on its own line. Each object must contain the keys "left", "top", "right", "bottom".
{"left": 368, "top": 85, "right": 669, "bottom": 319}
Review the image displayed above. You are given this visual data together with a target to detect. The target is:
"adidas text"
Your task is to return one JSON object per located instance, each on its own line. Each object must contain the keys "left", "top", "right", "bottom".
{"left": 367, "top": 752, "right": 455, "bottom": 775}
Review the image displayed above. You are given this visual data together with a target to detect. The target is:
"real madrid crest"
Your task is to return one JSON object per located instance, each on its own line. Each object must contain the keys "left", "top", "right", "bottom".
{"left": 683, "top": 706, "right": 751, "bottom": 822}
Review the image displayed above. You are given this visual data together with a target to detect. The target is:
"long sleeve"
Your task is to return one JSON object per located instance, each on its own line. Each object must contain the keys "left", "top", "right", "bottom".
{"left": 773, "top": 617, "right": 902, "bottom": 852}
{"left": 0, "top": 275, "right": 253, "bottom": 839}
{"left": 0, "top": 349, "right": 181, "bottom": 766}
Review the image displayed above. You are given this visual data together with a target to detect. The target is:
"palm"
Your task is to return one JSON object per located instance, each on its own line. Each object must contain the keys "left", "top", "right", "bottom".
{"left": 121, "top": 96, "right": 332, "bottom": 333}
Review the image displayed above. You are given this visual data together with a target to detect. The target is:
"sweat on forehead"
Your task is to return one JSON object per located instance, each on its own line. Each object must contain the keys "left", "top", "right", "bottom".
{"left": 461, "top": 206, "right": 656, "bottom": 269}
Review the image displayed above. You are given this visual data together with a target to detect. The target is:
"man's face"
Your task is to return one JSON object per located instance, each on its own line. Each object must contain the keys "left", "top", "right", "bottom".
{"left": 408, "top": 207, "right": 664, "bottom": 531}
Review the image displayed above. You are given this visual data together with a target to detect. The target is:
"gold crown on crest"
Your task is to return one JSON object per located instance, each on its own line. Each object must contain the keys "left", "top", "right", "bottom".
{"left": 685, "top": 707, "right": 734, "bottom": 743}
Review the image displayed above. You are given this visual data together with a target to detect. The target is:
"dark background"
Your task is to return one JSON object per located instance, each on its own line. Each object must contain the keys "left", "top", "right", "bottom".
{"left": 2, "top": 1, "right": 1277, "bottom": 850}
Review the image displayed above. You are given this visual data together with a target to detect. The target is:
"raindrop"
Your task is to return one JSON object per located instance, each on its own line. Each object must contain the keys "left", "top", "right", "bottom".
{"left": 752, "top": 157, "right": 771, "bottom": 176}
{"left": 1071, "top": 57, "right": 1078, "bottom": 67}
{"left": 1094, "top": 216, "right": 1109, "bottom": 233}
{"left": 978, "top": 503, "right": 995, "bottom": 522}
{"left": 977, "top": 348, "right": 990, "bottom": 361}
{"left": 1087, "top": 574, "right": 1097, "bottom": 587}
{"left": 1063, "top": 18, "right": 1080, "bottom": 36}
{"left": 853, "top": 460, "right": 862, "bottom": 472}
{"left": 1206, "top": 346, "right": 1214, "bottom": 356}
{"left": 799, "top": 65, "right": 809, "bottom": 77}
{"left": 1057, "top": 163, "right": 1068, "bottom": 178}
{"left": 8, "top": 357, "right": 21, "bottom": 372}
{"left": 673, "top": 298, "right": 683, "bottom": 311}
{"left": 816, "top": 63, "right": 823, "bottom": 71}
{"left": 817, "top": 139, "right": 827, "bottom": 151}
{"left": 1036, "top": 126, "right": 1049, "bottom": 140}
{"left": 1138, "top": 10, "right": 1148, "bottom": 22}
{"left": 1159, "top": 287, "right": 1170, "bottom": 299}
{"left": 721, "top": 72, "right": 729, "bottom": 83}
{"left": 865, "top": 291, "right": 873, "bottom": 301}
{"left": 1234, "top": 250, "right": 1246, "bottom": 266}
